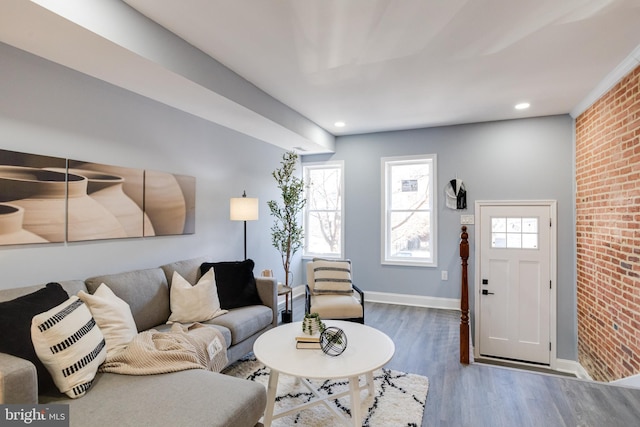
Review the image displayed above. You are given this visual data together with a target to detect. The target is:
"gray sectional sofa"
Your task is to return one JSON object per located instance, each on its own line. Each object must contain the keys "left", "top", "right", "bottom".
{"left": 0, "top": 256, "right": 277, "bottom": 427}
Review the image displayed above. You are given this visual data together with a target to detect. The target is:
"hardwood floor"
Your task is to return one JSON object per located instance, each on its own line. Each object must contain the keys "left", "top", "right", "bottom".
{"left": 286, "top": 297, "right": 640, "bottom": 427}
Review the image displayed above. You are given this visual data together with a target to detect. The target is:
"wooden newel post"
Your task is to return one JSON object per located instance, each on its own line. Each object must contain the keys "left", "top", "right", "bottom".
{"left": 460, "top": 226, "right": 470, "bottom": 364}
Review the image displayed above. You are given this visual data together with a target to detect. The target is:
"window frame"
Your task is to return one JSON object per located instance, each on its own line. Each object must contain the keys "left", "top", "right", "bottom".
{"left": 302, "top": 160, "right": 345, "bottom": 259}
{"left": 381, "top": 154, "right": 437, "bottom": 267}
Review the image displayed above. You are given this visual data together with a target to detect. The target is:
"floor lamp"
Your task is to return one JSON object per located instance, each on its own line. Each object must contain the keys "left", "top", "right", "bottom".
{"left": 230, "top": 191, "right": 259, "bottom": 259}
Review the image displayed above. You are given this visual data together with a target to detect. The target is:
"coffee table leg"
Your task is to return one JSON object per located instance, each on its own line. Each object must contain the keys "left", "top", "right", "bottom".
{"left": 263, "top": 369, "right": 279, "bottom": 427}
{"left": 366, "top": 371, "right": 375, "bottom": 396}
{"left": 348, "top": 375, "right": 362, "bottom": 427}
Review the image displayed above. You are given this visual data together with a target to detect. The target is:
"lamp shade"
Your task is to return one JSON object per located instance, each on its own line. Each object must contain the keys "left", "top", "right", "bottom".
{"left": 230, "top": 197, "right": 259, "bottom": 221}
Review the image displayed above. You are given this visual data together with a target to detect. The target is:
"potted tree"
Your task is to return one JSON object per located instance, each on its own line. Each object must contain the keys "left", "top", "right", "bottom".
{"left": 267, "top": 151, "right": 306, "bottom": 323}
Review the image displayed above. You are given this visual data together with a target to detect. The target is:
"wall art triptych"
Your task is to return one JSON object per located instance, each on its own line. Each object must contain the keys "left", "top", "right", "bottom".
{"left": 0, "top": 149, "right": 195, "bottom": 246}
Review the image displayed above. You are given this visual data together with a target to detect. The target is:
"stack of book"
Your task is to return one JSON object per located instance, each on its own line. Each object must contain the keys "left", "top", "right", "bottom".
{"left": 295, "top": 334, "right": 321, "bottom": 349}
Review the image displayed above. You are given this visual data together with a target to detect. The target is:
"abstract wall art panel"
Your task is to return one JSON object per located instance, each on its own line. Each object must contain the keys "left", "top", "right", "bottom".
{"left": 0, "top": 149, "right": 67, "bottom": 244}
{"left": 0, "top": 149, "right": 196, "bottom": 245}
{"left": 174, "top": 173, "right": 196, "bottom": 235}
{"left": 68, "top": 161, "right": 149, "bottom": 241}
{"left": 143, "top": 170, "right": 195, "bottom": 236}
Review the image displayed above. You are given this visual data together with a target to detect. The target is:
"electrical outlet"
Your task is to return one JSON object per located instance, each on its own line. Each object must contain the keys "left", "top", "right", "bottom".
{"left": 460, "top": 214, "right": 475, "bottom": 225}
{"left": 441, "top": 270, "right": 448, "bottom": 281}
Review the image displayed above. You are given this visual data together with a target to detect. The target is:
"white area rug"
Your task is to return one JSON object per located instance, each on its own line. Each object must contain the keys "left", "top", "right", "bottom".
{"left": 224, "top": 354, "right": 429, "bottom": 427}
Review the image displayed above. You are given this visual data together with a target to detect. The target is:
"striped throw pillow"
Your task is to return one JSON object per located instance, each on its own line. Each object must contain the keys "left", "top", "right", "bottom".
{"left": 312, "top": 259, "right": 354, "bottom": 295}
{"left": 31, "top": 296, "right": 107, "bottom": 398}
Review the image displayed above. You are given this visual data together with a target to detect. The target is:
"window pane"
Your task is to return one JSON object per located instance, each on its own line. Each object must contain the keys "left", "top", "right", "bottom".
{"left": 389, "top": 211, "right": 431, "bottom": 258}
{"left": 303, "top": 163, "right": 343, "bottom": 258}
{"left": 307, "top": 168, "right": 341, "bottom": 211}
{"left": 306, "top": 212, "right": 342, "bottom": 255}
{"left": 389, "top": 163, "right": 430, "bottom": 210}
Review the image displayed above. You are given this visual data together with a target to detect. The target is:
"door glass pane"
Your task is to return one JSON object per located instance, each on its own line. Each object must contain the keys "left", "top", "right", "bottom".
{"left": 522, "top": 233, "right": 538, "bottom": 249}
{"left": 522, "top": 218, "right": 538, "bottom": 233}
{"left": 507, "top": 217, "right": 521, "bottom": 232}
{"left": 492, "top": 217, "right": 506, "bottom": 232}
{"left": 491, "top": 216, "right": 539, "bottom": 250}
{"left": 507, "top": 233, "right": 522, "bottom": 248}
{"left": 492, "top": 232, "right": 507, "bottom": 248}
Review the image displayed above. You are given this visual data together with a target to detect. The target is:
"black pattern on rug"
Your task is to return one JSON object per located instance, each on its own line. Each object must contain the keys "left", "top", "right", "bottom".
{"left": 224, "top": 353, "right": 429, "bottom": 427}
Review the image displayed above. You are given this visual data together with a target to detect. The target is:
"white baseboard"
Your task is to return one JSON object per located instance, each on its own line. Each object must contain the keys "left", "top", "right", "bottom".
{"left": 364, "top": 291, "right": 460, "bottom": 311}
{"left": 286, "top": 289, "right": 459, "bottom": 311}
{"left": 556, "top": 359, "right": 593, "bottom": 380}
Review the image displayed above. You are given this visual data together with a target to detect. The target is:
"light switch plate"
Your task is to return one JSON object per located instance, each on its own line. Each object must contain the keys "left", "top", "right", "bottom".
{"left": 460, "top": 214, "right": 475, "bottom": 225}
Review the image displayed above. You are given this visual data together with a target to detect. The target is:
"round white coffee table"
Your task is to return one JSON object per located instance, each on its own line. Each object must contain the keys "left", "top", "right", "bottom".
{"left": 253, "top": 320, "right": 395, "bottom": 427}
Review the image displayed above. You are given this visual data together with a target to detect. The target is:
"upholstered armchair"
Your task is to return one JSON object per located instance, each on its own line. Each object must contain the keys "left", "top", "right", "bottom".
{"left": 305, "top": 259, "right": 364, "bottom": 324}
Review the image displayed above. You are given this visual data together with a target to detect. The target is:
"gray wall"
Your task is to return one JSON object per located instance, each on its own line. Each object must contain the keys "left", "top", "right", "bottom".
{"left": 0, "top": 42, "right": 300, "bottom": 288}
{"left": 303, "top": 115, "right": 576, "bottom": 360}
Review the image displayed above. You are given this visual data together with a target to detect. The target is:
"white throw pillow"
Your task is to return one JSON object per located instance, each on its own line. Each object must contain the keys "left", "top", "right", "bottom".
{"left": 31, "top": 296, "right": 107, "bottom": 398}
{"left": 312, "top": 259, "right": 354, "bottom": 295}
{"left": 167, "top": 267, "right": 228, "bottom": 324}
{"left": 78, "top": 283, "right": 138, "bottom": 358}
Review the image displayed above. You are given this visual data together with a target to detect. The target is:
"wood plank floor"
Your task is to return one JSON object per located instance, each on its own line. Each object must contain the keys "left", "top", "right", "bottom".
{"left": 286, "top": 297, "right": 640, "bottom": 427}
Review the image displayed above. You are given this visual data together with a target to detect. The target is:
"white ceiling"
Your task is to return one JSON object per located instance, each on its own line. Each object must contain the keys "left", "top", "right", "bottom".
{"left": 2, "top": 0, "right": 640, "bottom": 153}
{"left": 123, "top": 0, "right": 640, "bottom": 135}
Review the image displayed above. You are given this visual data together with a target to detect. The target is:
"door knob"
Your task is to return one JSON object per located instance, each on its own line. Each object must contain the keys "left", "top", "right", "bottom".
{"left": 482, "top": 289, "right": 494, "bottom": 295}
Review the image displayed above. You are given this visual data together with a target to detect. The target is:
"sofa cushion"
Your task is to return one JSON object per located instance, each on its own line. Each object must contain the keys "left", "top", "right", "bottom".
{"left": 200, "top": 259, "right": 262, "bottom": 309}
{"left": 207, "top": 305, "right": 273, "bottom": 345}
{"left": 85, "top": 268, "right": 170, "bottom": 331}
{"left": 78, "top": 284, "right": 138, "bottom": 358}
{"left": 0, "top": 282, "right": 69, "bottom": 393}
{"left": 31, "top": 296, "right": 107, "bottom": 398}
{"left": 167, "top": 268, "right": 227, "bottom": 324}
{"left": 39, "top": 370, "right": 266, "bottom": 427}
{"left": 160, "top": 256, "right": 208, "bottom": 287}
{"left": 310, "top": 294, "right": 363, "bottom": 319}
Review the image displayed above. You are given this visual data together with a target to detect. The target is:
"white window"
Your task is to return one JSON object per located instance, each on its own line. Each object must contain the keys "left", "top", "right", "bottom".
{"left": 303, "top": 161, "right": 344, "bottom": 259}
{"left": 382, "top": 154, "right": 437, "bottom": 266}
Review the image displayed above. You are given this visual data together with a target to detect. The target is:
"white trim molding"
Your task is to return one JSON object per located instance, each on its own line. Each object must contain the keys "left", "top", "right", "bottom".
{"left": 364, "top": 291, "right": 459, "bottom": 311}
{"left": 556, "top": 359, "right": 593, "bottom": 380}
{"left": 571, "top": 43, "right": 640, "bottom": 118}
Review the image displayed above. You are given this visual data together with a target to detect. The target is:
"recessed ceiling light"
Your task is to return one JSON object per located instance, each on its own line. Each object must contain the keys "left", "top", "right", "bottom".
{"left": 334, "top": 121, "right": 346, "bottom": 128}
{"left": 515, "top": 102, "right": 530, "bottom": 110}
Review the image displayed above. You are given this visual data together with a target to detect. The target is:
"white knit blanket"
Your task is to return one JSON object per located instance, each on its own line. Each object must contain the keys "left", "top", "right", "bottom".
{"left": 100, "top": 323, "right": 228, "bottom": 375}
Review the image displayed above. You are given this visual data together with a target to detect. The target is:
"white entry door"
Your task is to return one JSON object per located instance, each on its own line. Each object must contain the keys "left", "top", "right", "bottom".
{"left": 477, "top": 202, "right": 555, "bottom": 365}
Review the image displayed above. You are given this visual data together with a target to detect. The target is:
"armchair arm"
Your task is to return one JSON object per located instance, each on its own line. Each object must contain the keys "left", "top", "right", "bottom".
{"left": 353, "top": 284, "right": 365, "bottom": 323}
{"left": 256, "top": 276, "right": 278, "bottom": 328}
{"left": 0, "top": 353, "right": 38, "bottom": 404}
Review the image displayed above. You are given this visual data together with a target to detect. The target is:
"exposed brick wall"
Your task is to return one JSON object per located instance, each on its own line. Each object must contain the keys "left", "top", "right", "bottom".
{"left": 575, "top": 65, "right": 640, "bottom": 382}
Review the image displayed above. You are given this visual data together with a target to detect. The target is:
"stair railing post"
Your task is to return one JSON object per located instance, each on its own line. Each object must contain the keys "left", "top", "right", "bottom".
{"left": 460, "top": 226, "right": 470, "bottom": 364}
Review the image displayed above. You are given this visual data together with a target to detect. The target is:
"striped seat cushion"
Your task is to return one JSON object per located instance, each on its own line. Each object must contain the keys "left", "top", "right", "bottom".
{"left": 312, "top": 259, "right": 354, "bottom": 295}
{"left": 31, "top": 296, "right": 107, "bottom": 398}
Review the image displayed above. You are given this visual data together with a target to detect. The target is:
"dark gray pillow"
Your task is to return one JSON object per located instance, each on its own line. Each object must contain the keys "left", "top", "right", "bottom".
{"left": 200, "top": 259, "right": 261, "bottom": 309}
{"left": 0, "top": 282, "right": 69, "bottom": 393}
